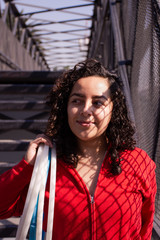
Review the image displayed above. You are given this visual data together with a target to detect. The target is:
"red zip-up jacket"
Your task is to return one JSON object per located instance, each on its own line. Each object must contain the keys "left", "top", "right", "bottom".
{"left": 0, "top": 147, "right": 156, "bottom": 239}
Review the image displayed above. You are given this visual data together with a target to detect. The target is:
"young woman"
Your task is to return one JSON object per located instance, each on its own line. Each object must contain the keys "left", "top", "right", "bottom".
{"left": 0, "top": 59, "right": 156, "bottom": 239}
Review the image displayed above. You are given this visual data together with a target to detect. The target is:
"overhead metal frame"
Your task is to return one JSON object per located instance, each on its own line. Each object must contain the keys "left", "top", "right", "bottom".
{"left": 0, "top": 0, "right": 95, "bottom": 70}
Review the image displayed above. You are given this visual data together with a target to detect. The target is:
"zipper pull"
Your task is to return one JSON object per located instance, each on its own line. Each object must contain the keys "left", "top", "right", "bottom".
{"left": 90, "top": 195, "right": 94, "bottom": 204}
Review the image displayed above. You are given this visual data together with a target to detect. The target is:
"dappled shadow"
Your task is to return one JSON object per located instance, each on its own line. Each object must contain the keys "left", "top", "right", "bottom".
{"left": 40, "top": 148, "right": 156, "bottom": 239}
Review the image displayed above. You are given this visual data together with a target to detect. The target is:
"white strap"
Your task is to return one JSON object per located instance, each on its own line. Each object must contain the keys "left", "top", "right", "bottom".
{"left": 15, "top": 143, "right": 57, "bottom": 240}
{"left": 36, "top": 145, "right": 50, "bottom": 240}
{"left": 46, "top": 145, "right": 57, "bottom": 240}
{"left": 16, "top": 144, "right": 45, "bottom": 239}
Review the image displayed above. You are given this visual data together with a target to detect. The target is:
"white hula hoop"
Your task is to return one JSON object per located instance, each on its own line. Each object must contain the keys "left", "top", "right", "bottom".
{"left": 46, "top": 146, "right": 57, "bottom": 240}
{"left": 36, "top": 145, "right": 50, "bottom": 240}
{"left": 15, "top": 143, "right": 57, "bottom": 240}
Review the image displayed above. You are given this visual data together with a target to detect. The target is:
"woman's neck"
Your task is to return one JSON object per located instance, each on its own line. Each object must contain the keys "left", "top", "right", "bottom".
{"left": 77, "top": 137, "right": 108, "bottom": 164}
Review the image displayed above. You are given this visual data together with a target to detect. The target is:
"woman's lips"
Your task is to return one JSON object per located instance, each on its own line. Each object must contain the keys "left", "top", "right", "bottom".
{"left": 77, "top": 120, "right": 95, "bottom": 127}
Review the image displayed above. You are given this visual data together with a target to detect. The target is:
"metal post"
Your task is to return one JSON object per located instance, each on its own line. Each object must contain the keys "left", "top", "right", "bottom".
{"left": 2, "top": 2, "right": 9, "bottom": 23}
{"left": 12, "top": 17, "right": 19, "bottom": 36}
{"left": 31, "top": 45, "right": 36, "bottom": 59}
{"left": 20, "top": 28, "right": 26, "bottom": 45}
{"left": 27, "top": 38, "right": 32, "bottom": 53}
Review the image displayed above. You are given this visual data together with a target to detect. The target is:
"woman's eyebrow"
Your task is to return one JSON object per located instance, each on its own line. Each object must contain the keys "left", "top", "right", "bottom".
{"left": 70, "top": 93, "right": 108, "bottom": 100}
{"left": 70, "top": 93, "right": 84, "bottom": 98}
{"left": 93, "top": 95, "right": 108, "bottom": 100}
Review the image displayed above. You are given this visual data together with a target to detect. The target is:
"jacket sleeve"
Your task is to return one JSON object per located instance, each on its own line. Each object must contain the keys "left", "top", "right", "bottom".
{"left": 138, "top": 151, "right": 157, "bottom": 240}
{"left": 0, "top": 159, "right": 33, "bottom": 219}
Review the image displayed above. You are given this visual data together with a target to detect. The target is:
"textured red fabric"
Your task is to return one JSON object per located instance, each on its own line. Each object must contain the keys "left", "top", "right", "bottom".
{"left": 0, "top": 147, "right": 156, "bottom": 240}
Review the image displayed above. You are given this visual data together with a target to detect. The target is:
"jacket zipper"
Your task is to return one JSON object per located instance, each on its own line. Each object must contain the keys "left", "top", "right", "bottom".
{"left": 90, "top": 195, "right": 96, "bottom": 240}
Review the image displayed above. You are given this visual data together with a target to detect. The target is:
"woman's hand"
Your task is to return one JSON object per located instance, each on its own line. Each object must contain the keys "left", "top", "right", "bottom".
{"left": 24, "top": 134, "right": 53, "bottom": 165}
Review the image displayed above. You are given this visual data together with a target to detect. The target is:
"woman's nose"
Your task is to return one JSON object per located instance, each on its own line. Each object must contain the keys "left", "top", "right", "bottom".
{"left": 80, "top": 101, "right": 92, "bottom": 116}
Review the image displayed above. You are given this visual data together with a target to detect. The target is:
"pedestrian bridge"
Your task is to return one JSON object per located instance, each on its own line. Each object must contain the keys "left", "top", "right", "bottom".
{"left": 0, "top": 0, "right": 160, "bottom": 238}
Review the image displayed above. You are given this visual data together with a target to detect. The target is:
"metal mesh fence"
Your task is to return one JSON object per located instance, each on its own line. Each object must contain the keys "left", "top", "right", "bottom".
{"left": 89, "top": 1, "right": 160, "bottom": 226}
{"left": 99, "top": 0, "right": 160, "bottom": 225}
{"left": 91, "top": 0, "right": 160, "bottom": 230}
{"left": 129, "top": 0, "right": 160, "bottom": 222}
{"left": 110, "top": 0, "right": 160, "bottom": 226}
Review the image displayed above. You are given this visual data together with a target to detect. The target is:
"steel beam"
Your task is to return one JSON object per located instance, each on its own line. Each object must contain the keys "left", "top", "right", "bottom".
{"left": 18, "top": 3, "right": 93, "bottom": 16}
{"left": 0, "top": 119, "right": 48, "bottom": 131}
{"left": 0, "top": 139, "right": 30, "bottom": 151}
{"left": 0, "top": 52, "right": 21, "bottom": 70}
{"left": 0, "top": 71, "right": 62, "bottom": 84}
{"left": 0, "top": 100, "right": 49, "bottom": 111}
{"left": 0, "top": 84, "right": 52, "bottom": 94}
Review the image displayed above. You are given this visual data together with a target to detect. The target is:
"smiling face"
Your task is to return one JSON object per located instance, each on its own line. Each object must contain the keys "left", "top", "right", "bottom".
{"left": 67, "top": 76, "right": 113, "bottom": 144}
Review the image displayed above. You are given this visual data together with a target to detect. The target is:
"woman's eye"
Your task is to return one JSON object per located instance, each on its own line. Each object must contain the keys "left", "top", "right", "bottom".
{"left": 72, "top": 99, "right": 81, "bottom": 104}
{"left": 93, "top": 101, "right": 103, "bottom": 107}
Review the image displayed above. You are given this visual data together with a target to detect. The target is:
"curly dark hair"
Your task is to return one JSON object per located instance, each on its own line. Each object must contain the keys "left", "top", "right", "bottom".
{"left": 45, "top": 58, "right": 136, "bottom": 175}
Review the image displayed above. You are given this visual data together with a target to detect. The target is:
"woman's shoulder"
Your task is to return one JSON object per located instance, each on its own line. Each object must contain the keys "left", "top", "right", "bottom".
{"left": 121, "top": 147, "right": 156, "bottom": 174}
{"left": 122, "top": 147, "right": 152, "bottom": 161}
